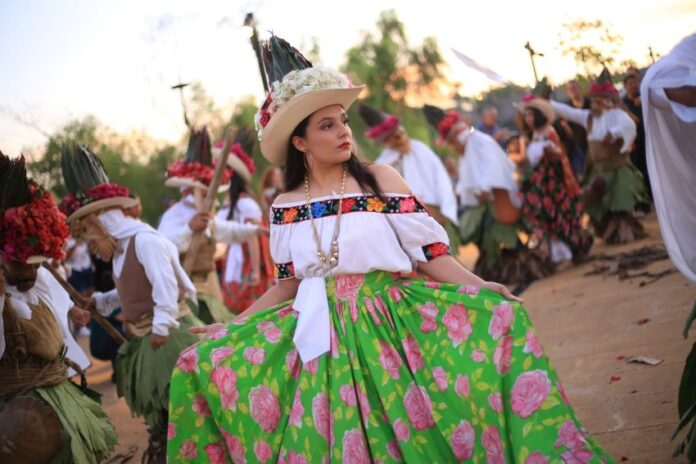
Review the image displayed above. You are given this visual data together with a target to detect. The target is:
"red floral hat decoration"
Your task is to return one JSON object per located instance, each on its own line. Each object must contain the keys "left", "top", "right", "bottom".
{"left": 211, "top": 127, "right": 257, "bottom": 183}
{"left": 0, "top": 153, "right": 68, "bottom": 264}
{"left": 358, "top": 104, "right": 401, "bottom": 143}
{"left": 166, "top": 126, "right": 231, "bottom": 191}
{"left": 588, "top": 67, "right": 618, "bottom": 98}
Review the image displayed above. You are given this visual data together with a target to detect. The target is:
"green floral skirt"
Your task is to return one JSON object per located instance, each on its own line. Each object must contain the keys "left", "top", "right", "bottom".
{"left": 167, "top": 271, "right": 613, "bottom": 463}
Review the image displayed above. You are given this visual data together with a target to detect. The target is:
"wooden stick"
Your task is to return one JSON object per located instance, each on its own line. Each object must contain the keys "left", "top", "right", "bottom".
{"left": 183, "top": 128, "right": 235, "bottom": 273}
{"left": 41, "top": 263, "right": 127, "bottom": 345}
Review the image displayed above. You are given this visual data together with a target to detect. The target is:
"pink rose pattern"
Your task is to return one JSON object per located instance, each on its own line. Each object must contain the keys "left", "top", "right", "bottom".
{"left": 168, "top": 274, "right": 610, "bottom": 462}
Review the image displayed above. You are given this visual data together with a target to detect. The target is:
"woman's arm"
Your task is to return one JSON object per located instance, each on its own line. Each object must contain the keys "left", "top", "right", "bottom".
{"left": 191, "top": 278, "right": 300, "bottom": 334}
{"left": 418, "top": 255, "right": 522, "bottom": 302}
{"left": 247, "top": 235, "right": 262, "bottom": 285}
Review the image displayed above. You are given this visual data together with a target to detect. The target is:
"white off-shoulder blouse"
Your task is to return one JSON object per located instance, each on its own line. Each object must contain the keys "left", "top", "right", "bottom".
{"left": 269, "top": 192, "right": 451, "bottom": 362}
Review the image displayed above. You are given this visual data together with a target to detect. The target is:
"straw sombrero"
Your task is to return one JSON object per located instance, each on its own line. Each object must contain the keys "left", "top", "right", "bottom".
{"left": 255, "top": 35, "right": 364, "bottom": 165}
{"left": 165, "top": 127, "right": 230, "bottom": 193}
{"left": 212, "top": 127, "right": 257, "bottom": 183}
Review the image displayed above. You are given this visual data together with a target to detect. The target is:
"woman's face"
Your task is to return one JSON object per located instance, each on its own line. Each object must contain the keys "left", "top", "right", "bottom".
{"left": 524, "top": 109, "right": 536, "bottom": 130}
{"left": 292, "top": 105, "right": 353, "bottom": 167}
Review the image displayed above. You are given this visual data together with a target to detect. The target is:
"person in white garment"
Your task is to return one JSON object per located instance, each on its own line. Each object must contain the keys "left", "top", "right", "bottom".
{"left": 640, "top": 33, "right": 696, "bottom": 286}
{"left": 159, "top": 127, "right": 262, "bottom": 324}
{"left": 0, "top": 153, "right": 116, "bottom": 463}
{"left": 58, "top": 142, "right": 200, "bottom": 463}
{"left": 423, "top": 105, "right": 553, "bottom": 283}
{"left": 550, "top": 68, "right": 645, "bottom": 244}
{"left": 358, "top": 103, "right": 460, "bottom": 247}
{"left": 212, "top": 128, "right": 274, "bottom": 313}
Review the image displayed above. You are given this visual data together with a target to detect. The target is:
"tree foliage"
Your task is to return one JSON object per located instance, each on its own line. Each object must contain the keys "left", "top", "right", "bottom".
{"left": 558, "top": 19, "right": 624, "bottom": 76}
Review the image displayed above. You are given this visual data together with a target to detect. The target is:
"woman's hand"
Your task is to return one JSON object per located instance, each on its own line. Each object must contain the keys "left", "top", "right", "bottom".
{"left": 481, "top": 281, "right": 523, "bottom": 303}
{"left": 190, "top": 323, "right": 225, "bottom": 337}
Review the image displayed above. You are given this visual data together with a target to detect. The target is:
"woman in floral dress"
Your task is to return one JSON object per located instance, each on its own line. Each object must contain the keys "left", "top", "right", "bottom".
{"left": 514, "top": 94, "right": 593, "bottom": 264}
{"left": 166, "top": 36, "right": 613, "bottom": 463}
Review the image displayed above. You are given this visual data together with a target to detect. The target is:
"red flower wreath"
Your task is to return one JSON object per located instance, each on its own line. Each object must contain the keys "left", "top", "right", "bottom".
{"left": 437, "top": 111, "right": 464, "bottom": 141}
{"left": 231, "top": 143, "right": 257, "bottom": 176}
{"left": 58, "top": 183, "right": 131, "bottom": 216}
{"left": 364, "top": 115, "right": 400, "bottom": 140}
{"left": 167, "top": 160, "right": 231, "bottom": 186}
{"left": 2, "top": 184, "right": 68, "bottom": 263}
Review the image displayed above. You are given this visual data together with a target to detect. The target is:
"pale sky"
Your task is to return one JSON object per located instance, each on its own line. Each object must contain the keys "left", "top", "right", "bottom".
{"left": 1, "top": 0, "right": 694, "bottom": 155}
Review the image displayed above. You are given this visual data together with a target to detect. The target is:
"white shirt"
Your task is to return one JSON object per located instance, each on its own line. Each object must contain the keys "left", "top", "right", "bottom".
{"left": 65, "top": 237, "right": 92, "bottom": 273}
{"left": 455, "top": 128, "right": 521, "bottom": 208}
{"left": 550, "top": 101, "right": 637, "bottom": 154}
{"left": 1, "top": 267, "right": 90, "bottom": 377}
{"left": 641, "top": 33, "right": 696, "bottom": 283}
{"left": 376, "top": 140, "right": 459, "bottom": 224}
{"left": 217, "top": 197, "right": 263, "bottom": 284}
{"left": 270, "top": 193, "right": 449, "bottom": 363}
{"left": 158, "top": 195, "right": 259, "bottom": 253}
{"left": 93, "top": 210, "right": 197, "bottom": 337}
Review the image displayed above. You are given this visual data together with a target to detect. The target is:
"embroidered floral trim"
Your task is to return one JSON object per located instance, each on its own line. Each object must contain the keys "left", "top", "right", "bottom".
{"left": 271, "top": 195, "right": 427, "bottom": 225}
{"left": 275, "top": 262, "right": 295, "bottom": 280}
{"left": 422, "top": 242, "right": 451, "bottom": 261}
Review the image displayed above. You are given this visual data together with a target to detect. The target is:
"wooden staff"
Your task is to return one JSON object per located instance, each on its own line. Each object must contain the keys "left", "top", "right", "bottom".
{"left": 41, "top": 263, "right": 127, "bottom": 345}
{"left": 183, "top": 128, "right": 235, "bottom": 273}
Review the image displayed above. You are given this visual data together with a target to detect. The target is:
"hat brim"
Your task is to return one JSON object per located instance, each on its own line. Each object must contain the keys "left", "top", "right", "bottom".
{"left": 67, "top": 197, "right": 139, "bottom": 223}
{"left": 211, "top": 147, "right": 252, "bottom": 183}
{"left": 517, "top": 99, "right": 555, "bottom": 123}
{"left": 26, "top": 255, "right": 49, "bottom": 264}
{"left": 165, "top": 176, "right": 230, "bottom": 193}
{"left": 260, "top": 86, "right": 365, "bottom": 165}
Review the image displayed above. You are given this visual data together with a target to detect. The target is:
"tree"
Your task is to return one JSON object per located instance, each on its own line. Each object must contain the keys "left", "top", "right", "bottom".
{"left": 558, "top": 19, "right": 624, "bottom": 76}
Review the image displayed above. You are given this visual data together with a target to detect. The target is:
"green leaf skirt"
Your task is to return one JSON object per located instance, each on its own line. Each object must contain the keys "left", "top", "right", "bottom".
{"left": 167, "top": 271, "right": 613, "bottom": 463}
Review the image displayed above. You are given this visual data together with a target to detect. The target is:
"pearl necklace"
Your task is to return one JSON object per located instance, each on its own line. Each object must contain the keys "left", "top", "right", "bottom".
{"left": 304, "top": 163, "right": 347, "bottom": 273}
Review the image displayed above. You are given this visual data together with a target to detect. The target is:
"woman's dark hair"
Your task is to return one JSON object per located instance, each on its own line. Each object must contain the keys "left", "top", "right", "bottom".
{"left": 526, "top": 107, "right": 549, "bottom": 131}
{"left": 283, "top": 114, "right": 385, "bottom": 199}
{"left": 226, "top": 173, "right": 247, "bottom": 220}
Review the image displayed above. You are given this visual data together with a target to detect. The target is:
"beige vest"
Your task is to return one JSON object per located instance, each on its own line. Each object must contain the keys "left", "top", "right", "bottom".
{"left": 180, "top": 234, "right": 217, "bottom": 277}
{"left": 114, "top": 234, "right": 185, "bottom": 323}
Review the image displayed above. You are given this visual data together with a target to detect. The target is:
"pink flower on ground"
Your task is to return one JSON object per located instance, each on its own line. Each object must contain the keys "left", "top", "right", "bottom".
{"left": 387, "top": 440, "right": 402, "bottom": 460}
{"left": 524, "top": 330, "right": 544, "bottom": 358}
{"left": 458, "top": 285, "right": 480, "bottom": 295}
{"left": 335, "top": 274, "right": 365, "bottom": 300}
{"left": 560, "top": 448, "right": 594, "bottom": 464}
{"left": 525, "top": 452, "right": 550, "bottom": 464}
{"left": 249, "top": 385, "right": 281, "bottom": 433}
{"left": 286, "top": 450, "right": 308, "bottom": 464}
{"left": 402, "top": 334, "right": 425, "bottom": 371}
{"left": 340, "top": 385, "right": 357, "bottom": 406}
{"left": 207, "top": 326, "right": 229, "bottom": 340}
{"left": 489, "top": 301, "right": 515, "bottom": 340}
{"left": 511, "top": 370, "right": 552, "bottom": 418}
{"left": 204, "top": 443, "right": 227, "bottom": 464}
{"left": 555, "top": 420, "right": 587, "bottom": 450}
{"left": 379, "top": 341, "right": 403, "bottom": 379}
{"left": 442, "top": 303, "right": 472, "bottom": 346}
{"left": 210, "top": 347, "right": 235, "bottom": 367}
{"left": 451, "top": 420, "right": 475, "bottom": 461}
{"left": 482, "top": 426, "right": 505, "bottom": 464}
{"left": 394, "top": 418, "right": 410, "bottom": 441}
{"left": 176, "top": 347, "right": 199, "bottom": 373}
{"left": 403, "top": 383, "right": 435, "bottom": 430}
{"left": 286, "top": 349, "right": 301, "bottom": 380}
{"left": 471, "top": 350, "right": 486, "bottom": 363}
{"left": 342, "top": 429, "right": 370, "bottom": 464}
{"left": 493, "top": 336, "right": 513, "bottom": 375}
{"left": 167, "top": 423, "right": 176, "bottom": 439}
{"left": 265, "top": 327, "right": 282, "bottom": 343}
{"left": 180, "top": 439, "right": 198, "bottom": 459}
{"left": 222, "top": 431, "right": 245, "bottom": 464}
{"left": 455, "top": 374, "right": 470, "bottom": 398}
{"left": 289, "top": 389, "right": 304, "bottom": 428}
{"left": 192, "top": 395, "right": 212, "bottom": 417}
{"left": 244, "top": 347, "right": 266, "bottom": 365}
{"left": 418, "top": 302, "right": 439, "bottom": 333}
{"left": 433, "top": 367, "right": 448, "bottom": 391}
{"left": 211, "top": 367, "right": 239, "bottom": 410}
{"left": 303, "top": 358, "right": 318, "bottom": 374}
{"left": 388, "top": 286, "right": 403, "bottom": 302}
{"left": 312, "top": 393, "right": 332, "bottom": 444}
{"left": 488, "top": 392, "right": 504, "bottom": 413}
{"left": 254, "top": 441, "right": 273, "bottom": 463}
